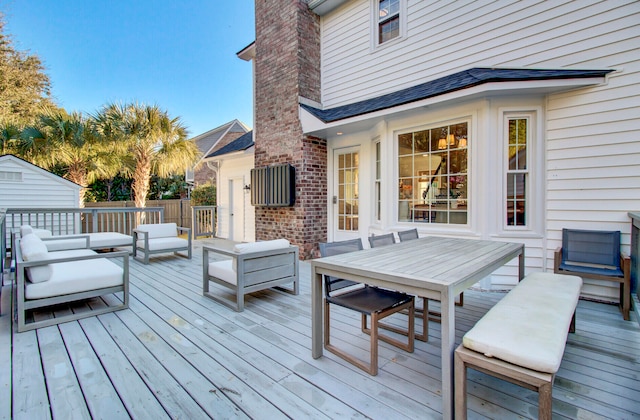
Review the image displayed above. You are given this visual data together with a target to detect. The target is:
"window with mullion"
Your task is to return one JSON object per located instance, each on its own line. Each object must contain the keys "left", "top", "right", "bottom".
{"left": 378, "top": 0, "right": 400, "bottom": 44}
{"left": 506, "top": 118, "right": 528, "bottom": 227}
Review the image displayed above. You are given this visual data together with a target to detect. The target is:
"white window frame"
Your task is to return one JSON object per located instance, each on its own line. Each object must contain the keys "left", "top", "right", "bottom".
{"left": 374, "top": 138, "right": 382, "bottom": 223}
{"left": 500, "top": 108, "right": 543, "bottom": 235}
{"left": 370, "top": 0, "right": 407, "bottom": 51}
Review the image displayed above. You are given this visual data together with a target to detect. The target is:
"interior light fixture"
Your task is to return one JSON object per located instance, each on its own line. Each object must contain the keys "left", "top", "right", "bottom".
{"left": 458, "top": 137, "right": 467, "bottom": 148}
{"left": 438, "top": 138, "right": 447, "bottom": 150}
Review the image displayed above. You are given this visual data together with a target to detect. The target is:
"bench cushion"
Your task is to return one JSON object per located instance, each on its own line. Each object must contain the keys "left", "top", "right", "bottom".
{"left": 136, "top": 223, "right": 178, "bottom": 239}
{"left": 25, "top": 256, "right": 124, "bottom": 299}
{"left": 234, "top": 239, "right": 290, "bottom": 254}
{"left": 462, "top": 272, "right": 582, "bottom": 373}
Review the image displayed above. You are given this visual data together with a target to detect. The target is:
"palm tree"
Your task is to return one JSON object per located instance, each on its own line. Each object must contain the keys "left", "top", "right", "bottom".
{"left": 94, "top": 102, "right": 198, "bottom": 209}
{"left": 19, "top": 109, "right": 119, "bottom": 206}
{"left": 0, "top": 122, "right": 21, "bottom": 155}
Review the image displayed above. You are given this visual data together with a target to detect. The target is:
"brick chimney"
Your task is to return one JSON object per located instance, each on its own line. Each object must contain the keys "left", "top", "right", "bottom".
{"left": 253, "top": 0, "right": 326, "bottom": 259}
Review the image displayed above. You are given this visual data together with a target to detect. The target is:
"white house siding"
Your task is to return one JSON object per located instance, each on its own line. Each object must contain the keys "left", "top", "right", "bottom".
{"left": 320, "top": 0, "right": 639, "bottom": 107}
{"left": 318, "top": 1, "right": 640, "bottom": 299}
{"left": 0, "top": 156, "right": 80, "bottom": 209}
{"left": 215, "top": 153, "right": 255, "bottom": 243}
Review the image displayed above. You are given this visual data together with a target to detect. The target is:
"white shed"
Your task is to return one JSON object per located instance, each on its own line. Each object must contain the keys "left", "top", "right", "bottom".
{"left": 0, "top": 155, "right": 81, "bottom": 209}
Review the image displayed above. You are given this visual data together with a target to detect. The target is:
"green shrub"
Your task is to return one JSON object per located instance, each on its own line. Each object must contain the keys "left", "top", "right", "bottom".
{"left": 191, "top": 184, "right": 216, "bottom": 206}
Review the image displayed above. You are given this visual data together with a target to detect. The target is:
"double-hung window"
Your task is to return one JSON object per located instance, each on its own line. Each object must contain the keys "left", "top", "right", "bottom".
{"left": 373, "top": 0, "right": 406, "bottom": 48}
{"left": 505, "top": 116, "right": 529, "bottom": 227}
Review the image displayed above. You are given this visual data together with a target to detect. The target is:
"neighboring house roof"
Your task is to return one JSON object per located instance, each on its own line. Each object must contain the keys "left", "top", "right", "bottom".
{"left": 301, "top": 67, "right": 614, "bottom": 123}
{"left": 190, "top": 119, "right": 249, "bottom": 162}
{"left": 0, "top": 154, "right": 82, "bottom": 189}
{"left": 207, "top": 130, "right": 254, "bottom": 158}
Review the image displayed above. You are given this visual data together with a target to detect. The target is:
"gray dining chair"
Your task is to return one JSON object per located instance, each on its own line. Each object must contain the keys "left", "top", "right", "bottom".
{"left": 319, "top": 238, "right": 415, "bottom": 375}
{"left": 397, "top": 228, "right": 419, "bottom": 242}
{"left": 368, "top": 233, "right": 428, "bottom": 342}
{"left": 397, "top": 228, "right": 463, "bottom": 318}
{"left": 367, "top": 232, "right": 396, "bottom": 248}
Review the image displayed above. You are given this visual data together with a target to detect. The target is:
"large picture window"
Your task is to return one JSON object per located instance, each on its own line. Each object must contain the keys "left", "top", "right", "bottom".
{"left": 397, "top": 122, "right": 468, "bottom": 225}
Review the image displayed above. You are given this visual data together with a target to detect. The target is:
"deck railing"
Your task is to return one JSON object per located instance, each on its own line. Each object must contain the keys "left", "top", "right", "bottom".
{"left": 191, "top": 206, "right": 217, "bottom": 239}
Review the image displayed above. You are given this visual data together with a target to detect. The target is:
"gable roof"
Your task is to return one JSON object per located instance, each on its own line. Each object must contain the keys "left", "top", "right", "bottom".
{"left": 301, "top": 67, "right": 614, "bottom": 123}
{"left": 207, "top": 131, "right": 254, "bottom": 158}
{"left": 190, "top": 119, "right": 249, "bottom": 160}
{"left": 0, "top": 154, "right": 82, "bottom": 189}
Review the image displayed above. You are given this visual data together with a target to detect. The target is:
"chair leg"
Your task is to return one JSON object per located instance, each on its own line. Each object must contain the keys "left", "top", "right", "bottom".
{"left": 456, "top": 292, "right": 464, "bottom": 307}
{"left": 370, "top": 312, "right": 379, "bottom": 376}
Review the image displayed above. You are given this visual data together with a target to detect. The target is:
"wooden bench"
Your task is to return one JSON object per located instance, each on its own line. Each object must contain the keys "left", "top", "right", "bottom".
{"left": 455, "top": 272, "right": 582, "bottom": 420}
{"left": 202, "top": 239, "right": 299, "bottom": 311}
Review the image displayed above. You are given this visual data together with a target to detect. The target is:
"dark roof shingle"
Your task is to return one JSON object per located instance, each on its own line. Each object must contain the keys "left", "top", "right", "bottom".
{"left": 207, "top": 131, "right": 254, "bottom": 158}
{"left": 301, "top": 67, "right": 613, "bottom": 123}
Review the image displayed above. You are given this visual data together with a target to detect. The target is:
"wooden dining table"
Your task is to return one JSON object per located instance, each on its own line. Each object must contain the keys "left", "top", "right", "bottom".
{"left": 310, "top": 236, "right": 524, "bottom": 420}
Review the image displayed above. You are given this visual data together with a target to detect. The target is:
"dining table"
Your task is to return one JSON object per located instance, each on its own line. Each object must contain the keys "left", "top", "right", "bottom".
{"left": 310, "top": 236, "right": 525, "bottom": 420}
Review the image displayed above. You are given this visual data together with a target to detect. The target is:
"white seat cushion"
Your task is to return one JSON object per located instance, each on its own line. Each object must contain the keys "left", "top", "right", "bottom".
{"left": 88, "top": 232, "right": 133, "bottom": 248}
{"left": 234, "top": 239, "right": 290, "bottom": 254}
{"left": 208, "top": 260, "right": 237, "bottom": 285}
{"left": 136, "top": 223, "right": 178, "bottom": 239}
{"left": 136, "top": 237, "right": 188, "bottom": 251}
{"left": 462, "top": 272, "right": 582, "bottom": 373}
{"left": 43, "top": 237, "right": 88, "bottom": 252}
{"left": 25, "top": 257, "right": 124, "bottom": 300}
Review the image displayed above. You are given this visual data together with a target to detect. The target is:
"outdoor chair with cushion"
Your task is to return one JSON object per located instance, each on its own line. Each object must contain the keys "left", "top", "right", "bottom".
{"left": 133, "top": 222, "right": 191, "bottom": 264}
{"left": 319, "top": 238, "right": 415, "bottom": 375}
{"left": 15, "top": 233, "right": 129, "bottom": 332}
{"left": 203, "top": 239, "right": 299, "bottom": 311}
{"left": 554, "top": 228, "right": 631, "bottom": 320}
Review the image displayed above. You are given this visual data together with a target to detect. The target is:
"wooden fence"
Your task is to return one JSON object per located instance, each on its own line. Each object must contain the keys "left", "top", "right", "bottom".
{"left": 85, "top": 200, "right": 217, "bottom": 238}
{"left": 86, "top": 200, "right": 192, "bottom": 228}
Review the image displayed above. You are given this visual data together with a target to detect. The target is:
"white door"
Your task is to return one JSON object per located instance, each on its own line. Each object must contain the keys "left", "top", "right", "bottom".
{"left": 332, "top": 147, "right": 360, "bottom": 241}
{"left": 229, "top": 178, "right": 245, "bottom": 241}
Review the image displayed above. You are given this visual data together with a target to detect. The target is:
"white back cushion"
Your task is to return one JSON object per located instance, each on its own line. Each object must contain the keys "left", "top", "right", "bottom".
{"left": 136, "top": 223, "right": 178, "bottom": 239}
{"left": 20, "top": 225, "right": 52, "bottom": 238}
{"left": 19, "top": 234, "right": 51, "bottom": 283}
{"left": 234, "top": 239, "right": 290, "bottom": 254}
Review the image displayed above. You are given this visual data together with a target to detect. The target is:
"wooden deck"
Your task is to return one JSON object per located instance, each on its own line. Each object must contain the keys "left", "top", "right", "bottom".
{"left": 1, "top": 239, "right": 639, "bottom": 419}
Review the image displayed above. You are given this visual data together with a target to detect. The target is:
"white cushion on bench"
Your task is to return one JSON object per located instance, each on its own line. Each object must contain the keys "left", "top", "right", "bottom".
{"left": 20, "top": 233, "right": 51, "bottom": 283}
{"left": 233, "top": 239, "right": 290, "bottom": 254}
{"left": 26, "top": 256, "right": 124, "bottom": 299}
{"left": 43, "top": 237, "right": 88, "bottom": 251}
{"left": 462, "top": 272, "right": 582, "bottom": 373}
{"left": 136, "top": 237, "right": 187, "bottom": 251}
{"left": 208, "top": 260, "right": 236, "bottom": 285}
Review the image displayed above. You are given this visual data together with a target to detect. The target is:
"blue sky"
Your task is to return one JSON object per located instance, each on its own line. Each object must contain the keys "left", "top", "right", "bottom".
{"left": 1, "top": 0, "right": 255, "bottom": 137}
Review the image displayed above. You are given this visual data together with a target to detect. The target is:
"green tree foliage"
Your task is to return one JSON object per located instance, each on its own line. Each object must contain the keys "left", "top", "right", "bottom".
{"left": 94, "top": 102, "right": 199, "bottom": 208}
{"left": 19, "top": 109, "right": 121, "bottom": 206}
{"left": 0, "top": 14, "right": 54, "bottom": 126}
{"left": 191, "top": 183, "right": 216, "bottom": 206}
{"left": 149, "top": 174, "right": 188, "bottom": 200}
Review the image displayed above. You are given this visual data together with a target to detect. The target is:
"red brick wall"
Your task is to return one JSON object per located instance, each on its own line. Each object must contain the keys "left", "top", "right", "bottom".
{"left": 254, "top": 0, "right": 326, "bottom": 259}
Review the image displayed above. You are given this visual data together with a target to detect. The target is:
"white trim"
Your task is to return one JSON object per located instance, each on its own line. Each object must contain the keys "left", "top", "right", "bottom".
{"left": 496, "top": 107, "right": 544, "bottom": 238}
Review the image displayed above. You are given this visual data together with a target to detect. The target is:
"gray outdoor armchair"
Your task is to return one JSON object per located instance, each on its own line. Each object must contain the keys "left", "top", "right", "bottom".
{"left": 554, "top": 228, "right": 630, "bottom": 320}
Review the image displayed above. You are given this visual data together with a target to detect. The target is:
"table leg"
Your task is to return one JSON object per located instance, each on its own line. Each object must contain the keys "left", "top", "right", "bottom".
{"left": 312, "top": 267, "right": 323, "bottom": 358}
{"left": 441, "top": 290, "right": 455, "bottom": 420}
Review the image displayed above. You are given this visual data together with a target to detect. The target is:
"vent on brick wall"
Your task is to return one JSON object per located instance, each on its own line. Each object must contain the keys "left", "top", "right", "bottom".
{"left": 251, "top": 164, "right": 295, "bottom": 207}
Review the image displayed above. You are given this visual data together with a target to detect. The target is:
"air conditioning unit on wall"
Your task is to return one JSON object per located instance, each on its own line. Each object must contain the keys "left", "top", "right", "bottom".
{"left": 250, "top": 164, "right": 296, "bottom": 207}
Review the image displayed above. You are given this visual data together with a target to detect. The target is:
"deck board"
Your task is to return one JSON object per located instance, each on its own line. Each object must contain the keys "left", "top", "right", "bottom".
{"left": 1, "top": 238, "right": 639, "bottom": 419}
